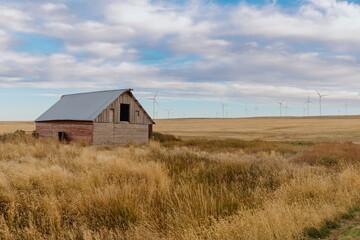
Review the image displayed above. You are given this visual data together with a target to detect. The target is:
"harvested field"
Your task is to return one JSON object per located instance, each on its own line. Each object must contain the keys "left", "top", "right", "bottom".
{"left": 0, "top": 121, "right": 34, "bottom": 134}
{"left": 154, "top": 116, "right": 360, "bottom": 142}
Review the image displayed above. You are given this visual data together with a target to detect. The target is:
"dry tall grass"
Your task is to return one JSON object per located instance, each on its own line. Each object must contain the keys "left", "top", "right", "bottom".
{"left": 0, "top": 133, "right": 360, "bottom": 239}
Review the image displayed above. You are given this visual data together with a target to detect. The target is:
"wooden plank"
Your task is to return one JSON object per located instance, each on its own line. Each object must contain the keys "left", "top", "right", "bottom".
{"left": 95, "top": 91, "right": 153, "bottom": 125}
{"left": 93, "top": 122, "right": 148, "bottom": 145}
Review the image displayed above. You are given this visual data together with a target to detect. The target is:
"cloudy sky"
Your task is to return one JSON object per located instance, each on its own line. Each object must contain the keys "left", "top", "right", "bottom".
{"left": 1, "top": 0, "right": 360, "bottom": 120}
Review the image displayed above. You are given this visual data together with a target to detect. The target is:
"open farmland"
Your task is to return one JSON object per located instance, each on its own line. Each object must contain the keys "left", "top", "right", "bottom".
{"left": 0, "top": 121, "right": 34, "bottom": 134}
{"left": 1, "top": 118, "right": 360, "bottom": 239}
{"left": 154, "top": 116, "right": 360, "bottom": 142}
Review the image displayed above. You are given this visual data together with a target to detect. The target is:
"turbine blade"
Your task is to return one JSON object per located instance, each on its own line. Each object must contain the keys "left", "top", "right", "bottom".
{"left": 154, "top": 99, "right": 160, "bottom": 107}
{"left": 315, "top": 90, "right": 321, "bottom": 97}
{"left": 154, "top": 90, "right": 159, "bottom": 99}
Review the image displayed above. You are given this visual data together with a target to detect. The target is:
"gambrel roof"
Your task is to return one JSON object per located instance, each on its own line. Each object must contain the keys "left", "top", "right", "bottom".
{"left": 35, "top": 89, "right": 154, "bottom": 123}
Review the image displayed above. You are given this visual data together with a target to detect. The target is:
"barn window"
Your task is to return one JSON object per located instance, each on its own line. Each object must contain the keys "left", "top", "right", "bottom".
{"left": 120, "top": 104, "right": 130, "bottom": 122}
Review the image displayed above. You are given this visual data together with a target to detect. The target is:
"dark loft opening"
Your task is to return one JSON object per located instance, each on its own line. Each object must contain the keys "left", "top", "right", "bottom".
{"left": 120, "top": 104, "right": 130, "bottom": 122}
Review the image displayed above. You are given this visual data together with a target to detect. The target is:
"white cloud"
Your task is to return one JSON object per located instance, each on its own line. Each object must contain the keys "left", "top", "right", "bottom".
{"left": 105, "top": 0, "right": 213, "bottom": 38}
{"left": 41, "top": 3, "right": 68, "bottom": 12}
{"left": 66, "top": 42, "right": 125, "bottom": 58}
{"left": 0, "top": 5, "right": 32, "bottom": 31}
{"left": 233, "top": 0, "right": 360, "bottom": 43}
{"left": 44, "top": 21, "right": 135, "bottom": 43}
{"left": 0, "top": 50, "right": 161, "bottom": 89}
{"left": 0, "top": 30, "right": 10, "bottom": 50}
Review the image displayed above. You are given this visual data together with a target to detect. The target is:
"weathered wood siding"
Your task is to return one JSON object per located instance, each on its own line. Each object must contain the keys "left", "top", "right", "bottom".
{"left": 95, "top": 92, "right": 152, "bottom": 124}
{"left": 93, "top": 123, "right": 149, "bottom": 145}
{"left": 36, "top": 121, "right": 93, "bottom": 143}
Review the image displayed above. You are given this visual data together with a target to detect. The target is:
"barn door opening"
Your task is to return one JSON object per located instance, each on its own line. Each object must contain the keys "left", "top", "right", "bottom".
{"left": 120, "top": 104, "right": 130, "bottom": 122}
{"left": 58, "top": 132, "right": 68, "bottom": 142}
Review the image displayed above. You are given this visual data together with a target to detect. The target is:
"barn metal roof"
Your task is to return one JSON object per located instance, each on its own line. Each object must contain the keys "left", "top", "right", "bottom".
{"left": 36, "top": 89, "right": 131, "bottom": 122}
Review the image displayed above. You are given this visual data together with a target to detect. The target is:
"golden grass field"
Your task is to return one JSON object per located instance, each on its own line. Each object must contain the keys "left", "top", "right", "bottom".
{"left": 0, "top": 121, "right": 35, "bottom": 134}
{"left": 154, "top": 116, "right": 360, "bottom": 142}
{"left": 1, "top": 118, "right": 360, "bottom": 239}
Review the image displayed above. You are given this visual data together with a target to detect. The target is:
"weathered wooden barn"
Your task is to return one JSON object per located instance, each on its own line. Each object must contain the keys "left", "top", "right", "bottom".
{"left": 35, "top": 89, "right": 154, "bottom": 145}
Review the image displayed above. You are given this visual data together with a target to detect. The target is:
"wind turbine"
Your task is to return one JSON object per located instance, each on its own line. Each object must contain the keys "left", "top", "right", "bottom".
{"left": 315, "top": 90, "right": 330, "bottom": 116}
{"left": 220, "top": 102, "right": 229, "bottom": 118}
{"left": 345, "top": 101, "right": 348, "bottom": 116}
{"left": 352, "top": 93, "right": 360, "bottom": 115}
{"left": 165, "top": 108, "right": 172, "bottom": 118}
{"left": 277, "top": 100, "right": 285, "bottom": 116}
{"left": 148, "top": 91, "right": 159, "bottom": 119}
{"left": 284, "top": 102, "right": 289, "bottom": 116}
{"left": 304, "top": 94, "right": 312, "bottom": 117}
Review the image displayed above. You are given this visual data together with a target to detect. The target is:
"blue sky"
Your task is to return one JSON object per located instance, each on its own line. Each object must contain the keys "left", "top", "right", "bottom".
{"left": 1, "top": 0, "right": 360, "bottom": 120}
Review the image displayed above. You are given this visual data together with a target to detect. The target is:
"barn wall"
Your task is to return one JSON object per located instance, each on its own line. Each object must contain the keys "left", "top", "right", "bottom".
{"left": 36, "top": 121, "right": 93, "bottom": 143}
{"left": 93, "top": 123, "right": 149, "bottom": 145}
{"left": 95, "top": 92, "right": 152, "bottom": 124}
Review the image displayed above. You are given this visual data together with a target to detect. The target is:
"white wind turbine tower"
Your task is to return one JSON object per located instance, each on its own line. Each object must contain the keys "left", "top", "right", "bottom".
{"left": 165, "top": 108, "right": 172, "bottom": 118}
{"left": 315, "top": 90, "right": 330, "bottom": 116}
{"left": 284, "top": 102, "right": 289, "bottom": 116}
{"left": 355, "top": 93, "right": 360, "bottom": 115}
{"left": 304, "top": 94, "right": 312, "bottom": 117}
{"left": 277, "top": 100, "right": 285, "bottom": 116}
{"left": 220, "top": 102, "right": 229, "bottom": 118}
{"left": 148, "top": 91, "right": 159, "bottom": 119}
{"left": 345, "top": 100, "right": 348, "bottom": 116}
